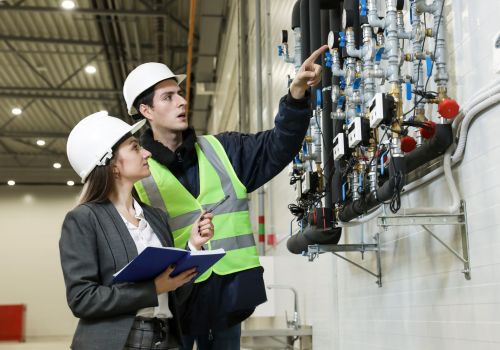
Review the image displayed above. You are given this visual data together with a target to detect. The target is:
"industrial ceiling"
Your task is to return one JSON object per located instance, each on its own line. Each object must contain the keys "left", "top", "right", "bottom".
{"left": 0, "top": 0, "right": 227, "bottom": 185}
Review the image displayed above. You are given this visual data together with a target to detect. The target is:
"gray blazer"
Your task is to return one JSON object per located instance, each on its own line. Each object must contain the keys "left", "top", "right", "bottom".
{"left": 59, "top": 201, "right": 182, "bottom": 350}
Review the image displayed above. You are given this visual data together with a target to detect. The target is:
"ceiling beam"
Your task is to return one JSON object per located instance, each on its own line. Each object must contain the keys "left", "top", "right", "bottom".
{"left": 0, "top": 92, "right": 117, "bottom": 101}
{"left": 0, "top": 35, "right": 190, "bottom": 51}
{"left": 0, "top": 86, "right": 121, "bottom": 93}
{"left": 1, "top": 6, "right": 176, "bottom": 18}
{"left": 0, "top": 131, "right": 68, "bottom": 139}
{"left": 1, "top": 6, "right": 199, "bottom": 39}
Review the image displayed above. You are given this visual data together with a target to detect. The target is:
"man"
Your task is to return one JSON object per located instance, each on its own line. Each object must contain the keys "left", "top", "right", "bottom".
{"left": 123, "top": 45, "right": 328, "bottom": 350}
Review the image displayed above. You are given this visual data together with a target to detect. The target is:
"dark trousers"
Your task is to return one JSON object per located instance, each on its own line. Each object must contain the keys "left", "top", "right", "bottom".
{"left": 180, "top": 323, "right": 241, "bottom": 350}
{"left": 124, "top": 317, "right": 180, "bottom": 350}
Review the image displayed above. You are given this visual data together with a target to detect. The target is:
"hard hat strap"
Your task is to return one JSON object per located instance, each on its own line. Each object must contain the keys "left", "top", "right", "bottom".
{"left": 96, "top": 149, "right": 113, "bottom": 166}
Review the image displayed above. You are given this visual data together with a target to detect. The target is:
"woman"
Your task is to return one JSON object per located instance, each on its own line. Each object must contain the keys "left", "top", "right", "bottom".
{"left": 60, "top": 111, "right": 214, "bottom": 350}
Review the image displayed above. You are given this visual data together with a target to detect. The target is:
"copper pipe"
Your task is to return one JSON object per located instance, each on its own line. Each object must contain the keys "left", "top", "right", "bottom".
{"left": 185, "top": 0, "right": 197, "bottom": 116}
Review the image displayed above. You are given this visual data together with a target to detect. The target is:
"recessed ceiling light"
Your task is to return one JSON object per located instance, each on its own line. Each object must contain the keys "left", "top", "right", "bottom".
{"left": 61, "top": 0, "right": 76, "bottom": 10}
{"left": 36, "top": 139, "right": 46, "bottom": 146}
{"left": 85, "top": 65, "right": 97, "bottom": 74}
{"left": 7, "top": 180, "right": 15, "bottom": 186}
{"left": 67, "top": 180, "right": 75, "bottom": 186}
{"left": 53, "top": 162, "right": 62, "bottom": 169}
{"left": 11, "top": 107, "right": 22, "bottom": 115}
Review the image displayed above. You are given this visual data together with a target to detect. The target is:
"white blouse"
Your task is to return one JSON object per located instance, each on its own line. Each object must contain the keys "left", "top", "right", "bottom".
{"left": 119, "top": 199, "right": 173, "bottom": 319}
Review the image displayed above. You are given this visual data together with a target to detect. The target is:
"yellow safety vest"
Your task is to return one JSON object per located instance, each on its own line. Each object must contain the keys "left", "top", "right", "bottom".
{"left": 135, "top": 135, "right": 261, "bottom": 282}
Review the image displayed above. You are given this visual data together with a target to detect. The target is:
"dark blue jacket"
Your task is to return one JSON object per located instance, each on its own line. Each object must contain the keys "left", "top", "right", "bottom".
{"left": 140, "top": 91, "right": 310, "bottom": 335}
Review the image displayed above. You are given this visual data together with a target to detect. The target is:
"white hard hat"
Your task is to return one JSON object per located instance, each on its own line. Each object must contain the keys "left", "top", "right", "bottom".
{"left": 66, "top": 111, "right": 146, "bottom": 183}
{"left": 123, "top": 62, "right": 186, "bottom": 115}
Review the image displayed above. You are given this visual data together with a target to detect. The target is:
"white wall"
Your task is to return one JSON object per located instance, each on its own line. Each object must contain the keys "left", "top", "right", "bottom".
{"left": 209, "top": 0, "right": 500, "bottom": 349}
{"left": 0, "top": 186, "right": 79, "bottom": 338}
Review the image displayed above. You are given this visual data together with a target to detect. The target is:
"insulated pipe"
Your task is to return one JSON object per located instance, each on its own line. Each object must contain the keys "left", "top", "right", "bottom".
{"left": 300, "top": 0, "right": 311, "bottom": 63}
{"left": 338, "top": 206, "right": 384, "bottom": 227}
{"left": 338, "top": 156, "right": 406, "bottom": 222}
{"left": 291, "top": 0, "right": 302, "bottom": 72}
{"left": 310, "top": 0, "right": 322, "bottom": 114}
{"left": 287, "top": 226, "right": 342, "bottom": 254}
{"left": 255, "top": 0, "right": 265, "bottom": 255}
{"left": 343, "top": 0, "right": 362, "bottom": 48}
{"left": 404, "top": 124, "right": 452, "bottom": 173}
{"left": 292, "top": 0, "right": 301, "bottom": 28}
{"left": 321, "top": 9, "right": 333, "bottom": 208}
{"left": 330, "top": 2, "right": 343, "bottom": 205}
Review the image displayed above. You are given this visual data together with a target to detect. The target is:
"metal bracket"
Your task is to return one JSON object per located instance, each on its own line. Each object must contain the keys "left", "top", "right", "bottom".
{"left": 377, "top": 200, "right": 470, "bottom": 280}
{"left": 306, "top": 233, "right": 382, "bottom": 287}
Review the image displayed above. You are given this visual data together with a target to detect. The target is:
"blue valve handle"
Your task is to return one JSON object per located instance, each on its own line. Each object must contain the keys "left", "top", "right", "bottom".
{"left": 337, "top": 95, "right": 346, "bottom": 108}
{"left": 339, "top": 32, "right": 346, "bottom": 48}
{"left": 358, "top": 173, "right": 363, "bottom": 193}
{"left": 375, "top": 47, "right": 385, "bottom": 62}
{"left": 325, "top": 51, "right": 332, "bottom": 68}
{"left": 302, "top": 143, "right": 308, "bottom": 155}
{"left": 360, "top": 0, "right": 367, "bottom": 16}
{"left": 278, "top": 45, "right": 283, "bottom": 56}
{"left": 406, "top": 80, "right": 412, "bottom": 100}
{"left": 340, "top": 76, "right": 346, "bottom": 89}
{"left": 353, "top": 77, "right": 362, "bottom": 90}
{"left": 355, "top": 105, "right": 362, "bottom": 114}
{"left": 342, "top": 181, "right": 347, "bottom": 201}
{"left": 426, "top": 55, "right": 433, "bottom": 77}
{"left": 316, "top": 89, "right": 322, "bottom": 107}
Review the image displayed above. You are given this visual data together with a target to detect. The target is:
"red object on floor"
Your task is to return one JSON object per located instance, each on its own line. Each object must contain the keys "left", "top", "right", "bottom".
{"left": 0, "top": 304, "right": 25, "bottom": 342}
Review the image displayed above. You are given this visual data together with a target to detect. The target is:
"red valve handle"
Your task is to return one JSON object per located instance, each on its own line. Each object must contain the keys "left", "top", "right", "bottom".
{"left": 401, "top": 135, "right": 417, "bottom": 153}
{"left": 438, "top": 98, "right": 460, "bottom": 119}
{"left": 419, "top": 120, "right": 436, "bottom": 139}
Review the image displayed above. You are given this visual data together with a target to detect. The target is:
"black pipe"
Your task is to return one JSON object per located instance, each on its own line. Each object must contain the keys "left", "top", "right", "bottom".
{"left": 292, "top": 0, "right": 301, "bottom": 29}
{"left": 320, "top": 10, "right": 333, "bottom": 209}
{"left": 338, "top": 125, "right": 452, "bottom": 222}
{"left": 330, "top": 2, "right": 343, "bottom": 204}
{"left": 405, "top": 124, "right": 453, "bottom": 173}
{"left": 343, "top": 0, "right": 362, "bottom": 48}
{"left": 287, "top": 226, "right": 342, "bottom": 254}
{"left": 300, "top": 0, "right": 310, "bottom": 63}
{"left": 338, "top": 156, "right": 406, "bottom": 221}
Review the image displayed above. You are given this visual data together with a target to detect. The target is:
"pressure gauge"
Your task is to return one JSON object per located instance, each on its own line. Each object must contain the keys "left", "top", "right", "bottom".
{"left": 328, "top": 30, "right": 335, "bottom": 49}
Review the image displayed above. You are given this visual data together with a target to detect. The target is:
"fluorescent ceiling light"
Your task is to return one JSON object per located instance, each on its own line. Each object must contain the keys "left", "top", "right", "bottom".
{"left": 61, "top": 0, "right": 76, "bottom": 10}
{"left": 85, "top": 65, "right": 97, "bottom": 74}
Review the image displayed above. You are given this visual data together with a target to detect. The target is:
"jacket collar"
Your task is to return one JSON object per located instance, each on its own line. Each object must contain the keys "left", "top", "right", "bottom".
{"left": 141, "top": 127, "right": 198, "bottom": 171}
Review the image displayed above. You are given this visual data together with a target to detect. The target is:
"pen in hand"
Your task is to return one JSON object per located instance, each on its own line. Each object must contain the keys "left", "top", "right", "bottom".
{"left": 205, "top": 194, "right": 230, "bottom": 214}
